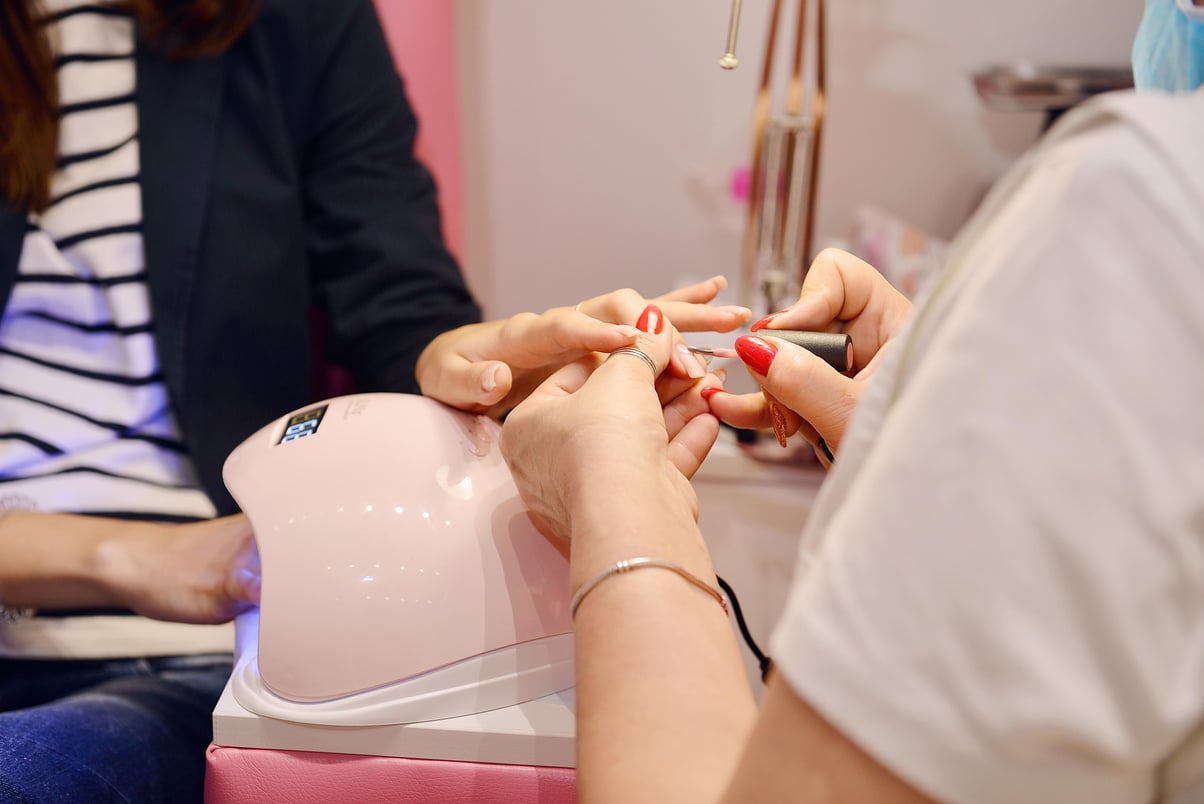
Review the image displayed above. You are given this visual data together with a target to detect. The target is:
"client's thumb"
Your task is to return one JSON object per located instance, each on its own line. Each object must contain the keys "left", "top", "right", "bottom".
{"left": 425, "top": 359, "right": 514, "bottom": 411}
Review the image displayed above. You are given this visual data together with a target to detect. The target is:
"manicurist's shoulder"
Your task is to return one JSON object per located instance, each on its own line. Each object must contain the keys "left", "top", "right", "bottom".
{"left": 1042, "top": 89, "right": 1204, "bottom": 207}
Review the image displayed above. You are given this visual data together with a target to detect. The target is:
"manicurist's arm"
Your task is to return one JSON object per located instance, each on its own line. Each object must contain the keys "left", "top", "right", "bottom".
{"left": 499, "top": 305, "right": 930, "bottom": 803}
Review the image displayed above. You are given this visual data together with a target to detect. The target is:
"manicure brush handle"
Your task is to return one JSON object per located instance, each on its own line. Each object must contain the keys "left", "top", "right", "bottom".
{"left": 758, "top": 330, "right": 852, "bottom": 372}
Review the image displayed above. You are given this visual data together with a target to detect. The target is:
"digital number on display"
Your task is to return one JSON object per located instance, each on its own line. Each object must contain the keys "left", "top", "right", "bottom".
{"left": 277, "top": 404, "right": 329, "bottom": 445}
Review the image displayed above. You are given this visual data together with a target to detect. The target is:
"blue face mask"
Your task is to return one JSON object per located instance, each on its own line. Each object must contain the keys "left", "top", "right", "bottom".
{"left": 1132, "top": 0, "right": 1204, "bottom": 92}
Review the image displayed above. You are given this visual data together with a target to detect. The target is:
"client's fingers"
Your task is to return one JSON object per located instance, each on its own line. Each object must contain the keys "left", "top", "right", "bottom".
{"left": 226, "top": 568, "right": 261, "bottom": 608}
{"left": 658, "top": 300, "right": 751, "bottom": 333}
{"left": 576, "top": 285, "right": 751, "bottom": 337}
{"left": 653, "top": 275, "right": 727, "bottom": 304}
{"left": 671, "top": 341, "right": 709, "bottom": 381}
{"left": 419, "top": 356, "right": 516, "bottom": 412}
{"left": 494, "top": 310, "right": 639, "bottom": 367}
{"left": 654, "top": 275, "right": 752, "bottom": 332}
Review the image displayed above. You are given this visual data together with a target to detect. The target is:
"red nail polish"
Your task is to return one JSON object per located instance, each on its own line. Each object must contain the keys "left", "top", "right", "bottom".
{"left": 750, "top": 310, "right": 788, "bottom": 332}
{"left": 734, "top": 336, "right": 777, "bottom": 375}
{"left": 769, "top": 403, "right": 788, "bottom": 448}
{"left": 700, "top": 386, "right": 725, "bottom": 401}
{"left": 636, "top": 304, "right": 664, "bottom": 334}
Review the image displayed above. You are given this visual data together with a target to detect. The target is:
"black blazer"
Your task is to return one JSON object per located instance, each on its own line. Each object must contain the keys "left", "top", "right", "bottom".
{"left": 0, "top": 0, "right": 481, "bottom": 515}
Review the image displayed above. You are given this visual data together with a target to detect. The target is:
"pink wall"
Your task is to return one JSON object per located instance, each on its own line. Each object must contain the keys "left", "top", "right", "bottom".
{"left": 373, "top": 0, "right": 464, "bottom": 260}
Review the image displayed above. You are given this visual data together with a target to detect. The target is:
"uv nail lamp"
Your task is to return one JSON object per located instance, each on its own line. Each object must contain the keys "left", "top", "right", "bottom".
{"left": 222, "top": 393, "right": 574, "bottom": 727}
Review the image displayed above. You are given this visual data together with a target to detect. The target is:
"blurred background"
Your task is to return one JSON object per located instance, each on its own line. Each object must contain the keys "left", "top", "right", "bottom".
{"left": 364, "top": 0, "right": 1144, "bottom": 697}
{"left": 377, "top": 0, "right": 1140, "bottom": 318}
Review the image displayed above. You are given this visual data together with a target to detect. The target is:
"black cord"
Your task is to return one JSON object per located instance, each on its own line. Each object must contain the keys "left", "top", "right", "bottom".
{"left": 716, "top": 575, "right": 773, "bottom": 683}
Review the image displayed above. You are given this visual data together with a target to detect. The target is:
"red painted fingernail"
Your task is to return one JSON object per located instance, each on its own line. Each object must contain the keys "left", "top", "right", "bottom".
{"left": 750, "top": 310, "right": 788, "bottom": 332}
{"left": 734, "top": 336, "right": 777, "bottom": 375}
{"left": 769, "top": 403, "right": 788, "bottom": 448}
{"left": 700, "top": 386, "right": 726, "bottom": 401}
{"left": 636, "top": 304, "right": 664, "bottom": 334}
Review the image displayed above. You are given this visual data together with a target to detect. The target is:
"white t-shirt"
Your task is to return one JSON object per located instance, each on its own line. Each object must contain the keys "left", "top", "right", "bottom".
{"left": 771, "top": 89, "right": 1204, "bottom": 804}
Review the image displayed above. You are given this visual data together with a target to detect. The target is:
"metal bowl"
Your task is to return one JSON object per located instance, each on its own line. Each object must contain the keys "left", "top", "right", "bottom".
{"left": 973, "top": 64, "right": 1134, "bottom": 113}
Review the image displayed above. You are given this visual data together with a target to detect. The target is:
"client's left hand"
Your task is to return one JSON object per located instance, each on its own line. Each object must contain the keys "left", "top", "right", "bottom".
{"left": 499, "top": 304, "right": 723, "bottom": 542}
{"left": 101, "top": 514, "right": 261, "bottom": 625}
{"left": 417, "top": 277, "right": 747, "bottom": 417}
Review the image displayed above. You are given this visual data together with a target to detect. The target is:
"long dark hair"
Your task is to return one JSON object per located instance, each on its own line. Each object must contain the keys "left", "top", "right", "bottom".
{"left": 0, "top": 0, "right": 260, "bottom": 212}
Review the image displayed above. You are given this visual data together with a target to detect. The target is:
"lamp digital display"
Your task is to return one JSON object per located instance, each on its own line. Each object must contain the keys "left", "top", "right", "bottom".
{"left": 277, "top": 404, "right": 328, "bottom": 445}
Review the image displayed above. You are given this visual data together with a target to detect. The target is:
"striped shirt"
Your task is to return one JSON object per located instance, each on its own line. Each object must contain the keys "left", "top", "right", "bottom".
{"left": 0, "top": 1, "right": 233, "bottom": 658}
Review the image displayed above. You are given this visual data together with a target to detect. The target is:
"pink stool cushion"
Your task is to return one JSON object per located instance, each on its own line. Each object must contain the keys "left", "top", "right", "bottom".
{"left": 204, "top": 744, "right": 576, "bottom": 803}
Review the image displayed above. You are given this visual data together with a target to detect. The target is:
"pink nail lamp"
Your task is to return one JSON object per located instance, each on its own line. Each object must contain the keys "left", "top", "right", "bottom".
{"left": 222, "top": 393, "right": 574, "bottom": 726}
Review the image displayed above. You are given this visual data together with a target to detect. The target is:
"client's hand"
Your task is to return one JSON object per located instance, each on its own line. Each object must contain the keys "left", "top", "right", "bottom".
{"left": 707, "top": 249, "right": 914, "bottom": 461}
{"left": 499, "top": 304, "right": 723, "bottom": 543}
{"left": 98, "top": 514, "right": 261, "bottom": 624}
{"left": 418, "top": 277, "right": 748, "bottom": 417}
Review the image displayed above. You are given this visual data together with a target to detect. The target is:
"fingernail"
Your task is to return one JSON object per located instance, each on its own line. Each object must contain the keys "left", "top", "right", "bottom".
{"left": 700, "top": 386, "right": 726, "bottom": 401}
{"left": 750, "top": 310, "right": 789, "bottom": 332}
{"left": 481, "top": 365, "right": 500, "bottom": 393}
{"left": 718, "top": 305, "right": 752, "bottom": 319}
{"left": 636, "top": 304, "right": 664, "bottom": 334}
{"left": 734, "top": 335, "right": 777, "bottom": 375}
{"left": 769, "top": 402, "right": 788, "bottom": 448}
{"left": 709, "top": 275, "right": 728, "bottom": 290}
{"left": 613, "top": 324, "right": 641, "bottom": 338}
{"left": 676, "top": 344, "right": 706, "bottom": 378}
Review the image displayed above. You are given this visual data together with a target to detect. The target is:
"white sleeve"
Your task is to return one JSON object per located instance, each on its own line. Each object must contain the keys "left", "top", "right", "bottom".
{"left": 770, "top": 106, "right": 1204, "bottom": 804}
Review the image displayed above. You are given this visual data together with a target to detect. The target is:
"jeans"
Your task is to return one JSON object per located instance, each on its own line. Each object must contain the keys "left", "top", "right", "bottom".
{"left": 0, "top": 653, "right": 232, "bottom": 803}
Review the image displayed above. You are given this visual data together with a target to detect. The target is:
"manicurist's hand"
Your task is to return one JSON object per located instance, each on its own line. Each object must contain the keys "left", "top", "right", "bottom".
{"left": 706, "top": 249, "right": 914, "bottom": 460}
{"left": 499, "top": 304, "right": 723, "bottom": 544}
{"left": 417, "top": 276, "right": 748, "bottom": 417}
{"left": 96, "top": 514, "right": 261, "bottom": 624}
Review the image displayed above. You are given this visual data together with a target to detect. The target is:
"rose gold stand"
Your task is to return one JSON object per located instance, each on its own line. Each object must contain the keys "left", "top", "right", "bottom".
{"left": 721, "top": 0, "right": 827, "bottom": 315}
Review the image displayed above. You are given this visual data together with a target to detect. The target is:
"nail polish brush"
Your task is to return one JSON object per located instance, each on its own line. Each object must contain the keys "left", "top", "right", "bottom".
{"left": 689, "top": 330, "right": 852, "bottom": 372}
